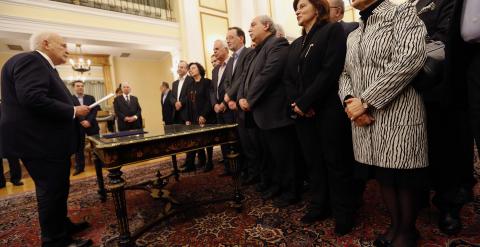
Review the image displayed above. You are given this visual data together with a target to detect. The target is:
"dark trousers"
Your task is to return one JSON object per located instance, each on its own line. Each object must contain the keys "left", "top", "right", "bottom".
{"left": 295, "top": 113, "right": 354, "bottom": 219}
{"left": 468, "top": 47, "right": 480, "bottom": 170}
{"left": 238, "top": 124, "right": 262, "bottom": 179}
{"left": 425, "top": 103, "right": 473, "bottom": 211}
{"left": 74, "top": 132, "right": 87, "bottom": 172}
{"left": 259, "top": 125, "right": 298, "bottom": 198}
{"left": 217, "top": 110, "right": 235, "bottom": 171}
{"left": 22, "top": 157, "right": 72, "bottom": 247}
{"left": 0, "top": 158, "right": 22, "bottom": 184}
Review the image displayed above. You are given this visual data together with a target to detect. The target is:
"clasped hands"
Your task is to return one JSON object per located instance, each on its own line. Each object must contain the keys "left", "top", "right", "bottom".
{"left": 224, "top": 94, "right": 237, "bottom": 110}
{"left": 344, "top": 97, "right": 374, "bottom": 127}
{"left": 291, "top": 103, "right": 315, "bottom": 118}
{"left": 124, "top": 116, "right": 137, "bottom": 123}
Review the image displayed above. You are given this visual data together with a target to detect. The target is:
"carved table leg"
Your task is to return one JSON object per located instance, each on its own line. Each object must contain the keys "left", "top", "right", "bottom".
{"left": 107, "top": 167, "right": 134, "bottom": 247}
{"left": 171, "top": 155, "right": 180, "bottom": 181}
{"left": 93, "top": 154, "right": 107, "bottom": 202}
{"left": 226, "top": 147, "right": 243, "bottom": 211}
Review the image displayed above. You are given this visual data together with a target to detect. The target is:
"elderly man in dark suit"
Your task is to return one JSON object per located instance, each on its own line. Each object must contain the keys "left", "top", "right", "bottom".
{"left": 328, "top": 0, "right": 359, "bottom": 35}
{"left": 172, "top": 61, "right": 193, "bottom": 124}
{"left": 414, "top": 0, "right": 475, "bottom": 235}
{"left": 0, "top": 31, "right": 92, "bottom": 247}
{"left": 113, "top": 82, "right": 143, "bottom": 131}
{"left": 210, "top": 39, "right": 235, "bottom": 176}
{"left": 71, "top": 80, "right": 101, "bottom": 176}
{"left": 238, "top": 15, "right": 298, "bottom": 208}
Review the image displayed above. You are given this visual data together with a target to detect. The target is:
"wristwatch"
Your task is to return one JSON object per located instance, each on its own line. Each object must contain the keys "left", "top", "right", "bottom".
{"left": 360, "top": 98, "right": 369, "bottom": 110}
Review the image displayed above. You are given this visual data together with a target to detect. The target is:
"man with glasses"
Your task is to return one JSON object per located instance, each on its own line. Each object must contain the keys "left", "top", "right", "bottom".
{"left": 328, "top": 0, "right": 359, "bottom": 35}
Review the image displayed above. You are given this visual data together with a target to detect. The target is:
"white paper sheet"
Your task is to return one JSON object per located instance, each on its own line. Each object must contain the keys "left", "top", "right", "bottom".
{"left": 89, "top": 93, "right": 115, "bottom": 109}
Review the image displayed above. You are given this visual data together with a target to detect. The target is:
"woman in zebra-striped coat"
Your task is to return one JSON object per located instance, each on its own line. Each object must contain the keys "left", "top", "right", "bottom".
{"left": 338, "top": 0, "right": 427, "bottom": 246}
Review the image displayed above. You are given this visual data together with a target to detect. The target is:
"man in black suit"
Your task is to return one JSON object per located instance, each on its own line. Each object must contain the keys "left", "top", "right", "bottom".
{"left": 71, "top": 80, "right": 101, "bottom": 176}
{"left": 161, "top": 81, "right": 176, "bottom": 125}
{"left": 0, "top": 32, "right": 92, "bottom": 247}
{"left": 0, "top": 101, "right": 23, "bottom": 188}
{"left": 172, "top": 61, "right": 193, "bottom": 124}
{"left": 238, "top": 15, "right": 298, "bottom": 207}
{"left": 223, "top": 27, "right": 260, "bottom": 184}
{"left": 113, "top": 82, "right": 143, "bottom": 131}
{"left": 210, "top": 39, "right": 235, "bottom": 176}
{"left": 415, "top": 0, "right": 475, "bottom": 235}
{"left": 328, "top": 0, "right": 359, "bottom": 35}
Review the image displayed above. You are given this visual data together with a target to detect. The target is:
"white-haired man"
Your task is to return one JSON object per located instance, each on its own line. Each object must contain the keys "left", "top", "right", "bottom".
{"left": 0, "top": 31, "right": 92, "bottom": 246}
{"left": 208, "top": 39, "right": 234, "bottom": 175}
{"left": 113, "top": 82, "right": 143, "bottom": 131}
{"left": 327, "top": 0, "right": 359, "bottom": 35}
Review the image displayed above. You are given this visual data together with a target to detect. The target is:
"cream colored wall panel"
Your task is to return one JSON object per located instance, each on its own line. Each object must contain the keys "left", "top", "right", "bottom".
{"left": 113, "top": 56, "right": 173, "bottom": 126}
{"left": 199, "top": 0, "right": 228, "bottom": 13}
{"left": 200, "top": 12, "right": 229, "bottom": 78}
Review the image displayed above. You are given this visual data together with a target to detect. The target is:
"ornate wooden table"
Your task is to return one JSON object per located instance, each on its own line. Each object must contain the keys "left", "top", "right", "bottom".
{"left": 87, "top": 124, "right": 240, "bottom": 247}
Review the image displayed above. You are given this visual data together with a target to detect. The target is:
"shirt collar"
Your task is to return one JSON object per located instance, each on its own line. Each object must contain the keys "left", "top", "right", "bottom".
{"left": 123, "top": 93, "right": 130, "bottom": 98}
{"left": 179, "top": 75, "right": 187, "bottom": 81}
{"left": 234, "top": 46, "right": 245, "bottom": 58}
{"left": 35, "top": 50, "right": 55, "bottom": 69}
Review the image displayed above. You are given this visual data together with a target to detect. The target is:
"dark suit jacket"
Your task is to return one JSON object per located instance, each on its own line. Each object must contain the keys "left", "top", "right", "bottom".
{"left": 172, "top": 76, "right": 193, "bottom": 123}
{"left": 225, "top": 47, "right": 253, "bottom": 101}
{"left": 113, "top": 94, "right": 142, "bottom": 131}
{"left": 210, "top": 64, "right": 228, "bottom": 106}
{"left": 0, "top": 51, "right": 78, "bottom": 159}
{"left": 340, "top": 21, "right": 359, "bottom": 36}
{"left": 238, "top": 35, "right": 293, "bottom": 130}
{"left": 416, "top": 0, "right": 457, "bottom": 104}
{"left": 161, "top": 90, "right": 176, "bottom": 125}
{"left": 72, "top": 94, "right": 100, "bottom": 136}
{"left": 284, "top": 21, "right": 347, "bottom": 112}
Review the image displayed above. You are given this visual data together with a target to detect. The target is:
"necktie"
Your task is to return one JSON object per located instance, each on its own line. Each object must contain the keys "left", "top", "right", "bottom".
{"left": 126, "top": 95, "right": 130, "bottom": 104}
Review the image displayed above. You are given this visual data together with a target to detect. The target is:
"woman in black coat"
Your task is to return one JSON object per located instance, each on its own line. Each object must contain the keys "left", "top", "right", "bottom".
{"left": 182, "top": 62, "right": 214, "bottom": 173}
{"left": 283, "top": 0, "right": 355, "bottom": 235}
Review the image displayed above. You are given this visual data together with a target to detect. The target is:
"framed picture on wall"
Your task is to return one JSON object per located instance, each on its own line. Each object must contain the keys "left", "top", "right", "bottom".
{"left": 199, "top": 0, "right": 228, "bottom": 13}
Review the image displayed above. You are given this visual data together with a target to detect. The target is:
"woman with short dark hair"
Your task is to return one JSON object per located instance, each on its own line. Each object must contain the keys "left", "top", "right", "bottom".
{"left": 284, "top": 0, "right": 355, "bottom": 235}
{"left": 182, "top": 62, "right": 215, "bottom": 172}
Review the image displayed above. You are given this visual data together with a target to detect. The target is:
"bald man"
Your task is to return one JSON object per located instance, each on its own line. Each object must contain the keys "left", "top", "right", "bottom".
{"left": 0, "top": 31, "right": 92, "bottom": 246}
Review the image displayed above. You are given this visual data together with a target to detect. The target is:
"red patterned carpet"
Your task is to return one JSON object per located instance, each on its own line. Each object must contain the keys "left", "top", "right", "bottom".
{"left": 1, "top": 152, "right": 479, "bottom": 247}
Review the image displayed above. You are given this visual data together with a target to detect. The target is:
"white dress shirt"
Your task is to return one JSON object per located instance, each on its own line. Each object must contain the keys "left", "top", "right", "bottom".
{"left": 177, "top": 75, "right": 186, "bottom": 101}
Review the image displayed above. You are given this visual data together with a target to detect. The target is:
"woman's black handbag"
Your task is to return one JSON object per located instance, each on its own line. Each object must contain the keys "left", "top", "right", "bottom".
{"left": 411, "top": 40, "right": 445, "bottom": 92}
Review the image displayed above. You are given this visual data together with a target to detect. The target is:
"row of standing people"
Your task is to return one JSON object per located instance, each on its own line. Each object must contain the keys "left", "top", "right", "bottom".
{"left": 160, "top": 0, "right": 479, "bottom": 246}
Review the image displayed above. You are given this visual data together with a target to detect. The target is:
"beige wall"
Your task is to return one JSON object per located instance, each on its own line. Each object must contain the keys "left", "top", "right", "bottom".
{"left": 0, "top": 52, "right": 15, "bottom": 70}
{"left": 113, "top": 55, "right": 174, "bottom": 129}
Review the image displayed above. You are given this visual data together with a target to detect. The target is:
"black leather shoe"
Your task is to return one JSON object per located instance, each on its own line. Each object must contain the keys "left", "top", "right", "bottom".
{"left": 272, "top": 196, "right": 300, "bottom": 208}
{"left": 255, "top": 183, "right": 269, "bottom": 193}
{"left": 180, "top": 166, "right": 196, "bottom": 173}
{"left": 203, "top": 163, "right": 213, "bottom": 173}
{"left": 68, "top": 221, "right": 91, "bottom": 235}
{"left": 261, "top": 187, "right": 280, "bottom": 200}
{"left": 67, "top": 238, "right": 93, "bottom": 247}
{"left": 334, "top": 217, "right": 354, "bottom": 236}
{"left": 218, "top": 171, "right": 232, "bottom": 177}
{"left": 373, "top": 235, "right": 392, "bottom": 247}
{"left": 241, "top": 176, "right": 259, "bottom": 186}
{"left": 11, "top": 180, "right": 24, "bottom": 186}
{"left": 72, "top": 170, "right": 84, "bottom": 176}
{"left": 300, "top": 209, "right": 331, "bottom": 224}
{"left": 439, "top": 211, "right": 462, "bottom": 235}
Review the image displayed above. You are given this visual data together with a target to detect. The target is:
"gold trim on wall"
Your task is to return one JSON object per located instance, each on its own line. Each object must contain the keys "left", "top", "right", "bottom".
{"left": 199, "top": 12, "right": 230, "bottom": 78}
{"left": 199, "top": 0, "right": 228, "bottom": 13}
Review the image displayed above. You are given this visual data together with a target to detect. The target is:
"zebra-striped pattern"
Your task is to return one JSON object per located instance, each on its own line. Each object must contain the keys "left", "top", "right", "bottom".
{"left": 338, "top": 0, "right": 429, "bottom": 169}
